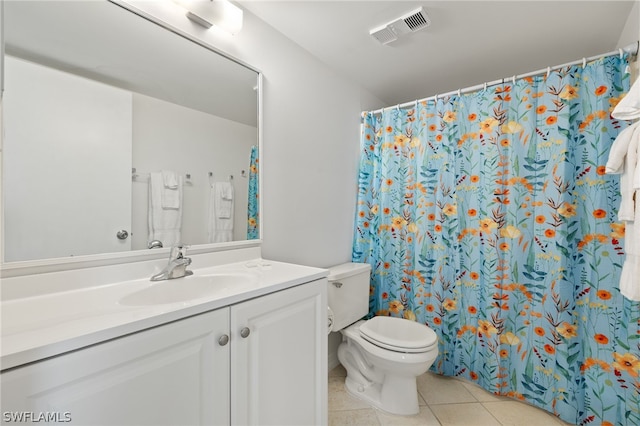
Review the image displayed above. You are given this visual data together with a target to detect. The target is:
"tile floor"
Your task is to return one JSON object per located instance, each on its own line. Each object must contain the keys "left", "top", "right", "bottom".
{"left": 329, "top": 365, "right": 573, "bottom": 426}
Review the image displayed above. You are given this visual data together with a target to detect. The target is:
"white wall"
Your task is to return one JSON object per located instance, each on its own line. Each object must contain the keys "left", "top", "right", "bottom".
{"left": 123, "top": 1, "right": 384, "bottom": 269}
{"left": 617, "top": 1, "right": 640, "bottom": 77}
{"left": 617, "top": 1, "right": 639, "bottom": 48}
{"left": 214, "top": 10, "right": 385, "bottom": 267}
{"left": 131, "top": 93, "right": 256, "bottom": 249}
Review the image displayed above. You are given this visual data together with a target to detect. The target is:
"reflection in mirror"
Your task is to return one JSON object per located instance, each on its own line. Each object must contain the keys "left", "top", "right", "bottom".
{"left": 2, "top": 0, "right": 260, "bottom": 263}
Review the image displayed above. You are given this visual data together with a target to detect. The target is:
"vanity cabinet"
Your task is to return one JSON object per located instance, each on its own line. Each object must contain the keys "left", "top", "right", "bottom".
{"left": 1, "top": 308, "right": 231, "bottom": 426}
{"left": 0, "top": 279, "right": 327, "bottom": 426}
{"left": 231, "top": 278, "right": 327, "bottom": 425}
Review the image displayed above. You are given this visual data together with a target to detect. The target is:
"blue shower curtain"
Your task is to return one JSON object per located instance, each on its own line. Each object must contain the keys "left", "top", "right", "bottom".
{"left": 247, "top": 145, "right": 259, "bottom": 240}
{"left": 353, "top": 55, "right": 639, "bottom": 425}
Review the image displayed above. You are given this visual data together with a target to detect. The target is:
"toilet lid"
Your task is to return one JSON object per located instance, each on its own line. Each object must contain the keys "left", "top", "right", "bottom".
{"left": 360, "top": 316, "right": 437, "bottom": 353}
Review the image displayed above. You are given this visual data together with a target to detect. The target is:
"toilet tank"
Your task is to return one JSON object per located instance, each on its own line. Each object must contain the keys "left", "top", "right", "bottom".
{"left": 327, "top": 262, "right": 371, "bottom": 332}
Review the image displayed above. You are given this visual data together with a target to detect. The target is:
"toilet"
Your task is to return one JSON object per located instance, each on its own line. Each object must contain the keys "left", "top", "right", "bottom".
{"left": 327, "top": 263, "right": 438, "bottom": 416}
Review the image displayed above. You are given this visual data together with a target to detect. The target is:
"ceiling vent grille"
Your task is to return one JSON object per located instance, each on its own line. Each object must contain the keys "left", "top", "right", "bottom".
{"left": 404, "top": 9, "right": 429, "bottom": 31}
{"left": 369, "top": 7, "right": 430, "bottom": 45}
{"left": 370, "top": 26, "right": 398, "bottom": 45}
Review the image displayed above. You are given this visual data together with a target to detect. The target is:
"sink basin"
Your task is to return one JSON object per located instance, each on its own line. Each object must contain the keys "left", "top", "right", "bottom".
{"left": 119, "top": 274, "right": 256, "bottom": 306}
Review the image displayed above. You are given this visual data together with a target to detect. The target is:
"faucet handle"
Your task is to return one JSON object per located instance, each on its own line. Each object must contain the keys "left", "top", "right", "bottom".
{"left": 171, "top": 244, "right": 190, "bottom": 259}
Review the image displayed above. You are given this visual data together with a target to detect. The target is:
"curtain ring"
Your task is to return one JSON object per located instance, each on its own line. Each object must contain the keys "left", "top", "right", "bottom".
{"left": 457, "top": 88, "right": 461, "bottom": 97}
{"left": 546, "top": 66, "right": 551, "bottom": 78}
{"left": 582, "top": 57, "right": 586, "bottom": 68}
{"left": 619, "top": 48, "right": 624, "bottom": 58}
{"left": 512, "top": 75, "right": 516, "bottom": 85}
{"left": 483, "top": 82, "right": 487, "bottom": 91}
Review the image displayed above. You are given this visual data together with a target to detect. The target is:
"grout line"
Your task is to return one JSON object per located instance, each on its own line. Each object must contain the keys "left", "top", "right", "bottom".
{"left": 330, "top": 368, "right": 570, "bottom": 426}
{"left": 479, "top": 401, "right": 505, "bottom": 426}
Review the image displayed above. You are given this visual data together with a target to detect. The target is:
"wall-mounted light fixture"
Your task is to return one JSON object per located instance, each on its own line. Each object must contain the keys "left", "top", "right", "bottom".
{"left": 174, "top": 0, "right": 243, "bottom": 35}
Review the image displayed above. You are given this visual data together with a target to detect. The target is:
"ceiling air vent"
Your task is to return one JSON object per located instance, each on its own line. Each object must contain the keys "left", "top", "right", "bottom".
{"left": 369, "top": 7, "right": 430, "bottom": 45}
{"left": 404, "top": 8, "right": 429, "bottom": 31}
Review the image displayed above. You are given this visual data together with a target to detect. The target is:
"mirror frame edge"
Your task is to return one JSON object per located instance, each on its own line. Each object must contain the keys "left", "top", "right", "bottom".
{"left": 0, "top": 0, "right": 263, "bottom": 278}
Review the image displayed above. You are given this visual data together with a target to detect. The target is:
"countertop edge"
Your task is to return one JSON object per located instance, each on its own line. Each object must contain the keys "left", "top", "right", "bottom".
{"left": 1, "top": 263, "right": 328, "bottom": 372}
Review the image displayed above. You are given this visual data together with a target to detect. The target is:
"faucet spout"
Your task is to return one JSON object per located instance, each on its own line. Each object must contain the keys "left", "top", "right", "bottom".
{"left": 150, "top": 245, "right": 193, "bottom": 281}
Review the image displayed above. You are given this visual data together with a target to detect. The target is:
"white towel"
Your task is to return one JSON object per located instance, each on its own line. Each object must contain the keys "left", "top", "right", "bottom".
{"left": 217, "top": 182, "right": 233, "bottom": 218}
{"left": 606, "top": 122, "right": 640, "bottom": 221}
{"left": 162, "top": 169, "right": 178, "bottom": 189}
{"left": 612, "top": 77, "right": 640, "bottom": 120}
{"left": 221, "top": 183, "right": 233, "bottom": 201}
{"left": 161, "top": 170, "right": 180, "bottom": 209}
{"left": 620, "top": 219, "right": 640, "bottom": 301}
{"left": 606, "top": 120, "right": 640, "bottom": 301}
{"left": 208, "top": 182, "right": 234, "bottom": 243}
{"left": 149, "top": 172, "right": 182, "bottom": 247}
{"left": 605, "top": 123, "right": 637, "bottom": 174}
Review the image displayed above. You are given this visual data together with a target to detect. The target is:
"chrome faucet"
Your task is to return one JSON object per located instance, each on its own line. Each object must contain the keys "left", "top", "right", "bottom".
{"left": 147, "top": 240, "right": 163, "bottom": 249}
{"left": 150, "top": 245, "right": 193, "bottom": 281}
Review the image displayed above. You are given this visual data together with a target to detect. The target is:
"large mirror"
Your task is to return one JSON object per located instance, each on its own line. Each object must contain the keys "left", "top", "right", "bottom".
{"left": 1, "top": 0, "right": 260, "bottom": 265}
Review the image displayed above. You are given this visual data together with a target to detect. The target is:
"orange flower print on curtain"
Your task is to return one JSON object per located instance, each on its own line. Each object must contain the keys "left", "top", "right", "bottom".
{"left": 353, "top": 55, "right": 639, "bottom": 425}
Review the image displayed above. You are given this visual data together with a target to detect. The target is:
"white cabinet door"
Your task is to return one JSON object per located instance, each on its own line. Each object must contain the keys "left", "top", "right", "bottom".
{"left": 1, "top": 308, "right": 230, "bottom": 426}
{"left": 230, "top": 279, "right": 327, "bottom": 426}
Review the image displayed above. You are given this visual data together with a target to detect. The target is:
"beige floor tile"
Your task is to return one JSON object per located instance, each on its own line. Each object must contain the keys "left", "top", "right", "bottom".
{"left": 417, "top": 390, "right": 427, "bottom": 406}
{"left": 329, "top": 376, "right": 372, "bottom": 411}
{"left": 330, "top": 364, "right": 348, "bottom": 377}
{"left": 482, "top": 401, "right": 564, "bottom": 426}
{"left": 460, "top": 380, "right": 510, "bottom": 403}
{"left": 329, "top": 408, "right": 381, "bottom": 426}
{"left": 329, "top": 364, "right": 347, "bottom": 377}
{"left": 376, "top": 405, "right": 442, "bottom": 426}
{"left": 430, "top": 403, "right": 501, "bottom": 426}
{"left": 417, "top": 373, "right": 477, "bottom": 405}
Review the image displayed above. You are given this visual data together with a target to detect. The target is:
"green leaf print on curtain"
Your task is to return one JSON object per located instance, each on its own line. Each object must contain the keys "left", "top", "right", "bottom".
{"left": 352, "top": 55, "right": 640, "bottom": 425}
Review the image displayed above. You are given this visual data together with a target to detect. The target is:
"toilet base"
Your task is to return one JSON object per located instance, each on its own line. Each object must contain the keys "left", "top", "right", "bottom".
{"left": 343, "top": 373, "right": 420, "bottom": 416}
{"left": 337, "top": 320, "right": 437, "bottom": 416}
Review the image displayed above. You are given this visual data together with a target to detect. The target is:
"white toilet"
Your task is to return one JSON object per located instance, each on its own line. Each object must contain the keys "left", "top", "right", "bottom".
{"left": 327, "top": 263, "right": 438, "bottom": 416}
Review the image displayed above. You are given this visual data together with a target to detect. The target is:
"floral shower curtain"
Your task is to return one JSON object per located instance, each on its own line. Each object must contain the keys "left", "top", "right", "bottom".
{"left": 352, "top": 55, "right": 639, "bottom": 425}
{"left": 247, "top": 145, "right": 259, "bottom": 240}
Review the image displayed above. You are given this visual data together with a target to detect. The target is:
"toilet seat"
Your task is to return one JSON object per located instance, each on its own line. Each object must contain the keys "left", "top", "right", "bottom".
{"left": 359, "top": 316, "right": 437, "bottom": 353}
{"left": 342, "top": 321, "right": 437, "bottom": 363}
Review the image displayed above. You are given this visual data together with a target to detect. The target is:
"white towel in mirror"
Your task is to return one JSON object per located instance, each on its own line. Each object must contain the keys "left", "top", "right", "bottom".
{"left": 149, "top": 172, "right": 182, "bottom": 246}
{"left": 161, "top": 169, "right": 178, "bottom": 188}
{"left": 208, "top": 181, "right": 234, "bottom": 243}
{"left": 217, "top": 182, "right": 233, "bottom": 219}
{"left": 160, "top": 170, "right": 180, "bottom": 209}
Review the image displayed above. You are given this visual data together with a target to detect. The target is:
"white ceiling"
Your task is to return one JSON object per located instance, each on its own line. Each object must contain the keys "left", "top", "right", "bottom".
{"left": 240, "top": 1, "right": 637, "bottom": 106}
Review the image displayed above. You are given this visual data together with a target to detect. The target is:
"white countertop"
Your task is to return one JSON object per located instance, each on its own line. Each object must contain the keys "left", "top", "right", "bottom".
{"left": 1, "top": 259, "right": 327, "bottom": 371}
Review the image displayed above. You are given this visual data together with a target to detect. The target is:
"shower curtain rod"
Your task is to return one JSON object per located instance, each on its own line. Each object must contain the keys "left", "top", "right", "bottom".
{"left": 369, "top": 41, "right": 639, "bottom": 115}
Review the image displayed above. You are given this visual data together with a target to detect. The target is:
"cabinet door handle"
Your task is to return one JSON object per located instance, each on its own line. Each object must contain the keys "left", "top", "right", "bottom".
{"left": 218, "top": 334, "right": 230, "bottom": 346}
{"left": 240, "top": 327, "right": 251, "bottom": 338}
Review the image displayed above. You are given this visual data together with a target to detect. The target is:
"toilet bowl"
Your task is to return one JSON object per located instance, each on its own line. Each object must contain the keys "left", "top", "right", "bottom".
{"left": 338, "top": 317, "right": 437, "bottom": 415}
{"left": 328, "top": 263, "right": 438, "bottom": 416}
